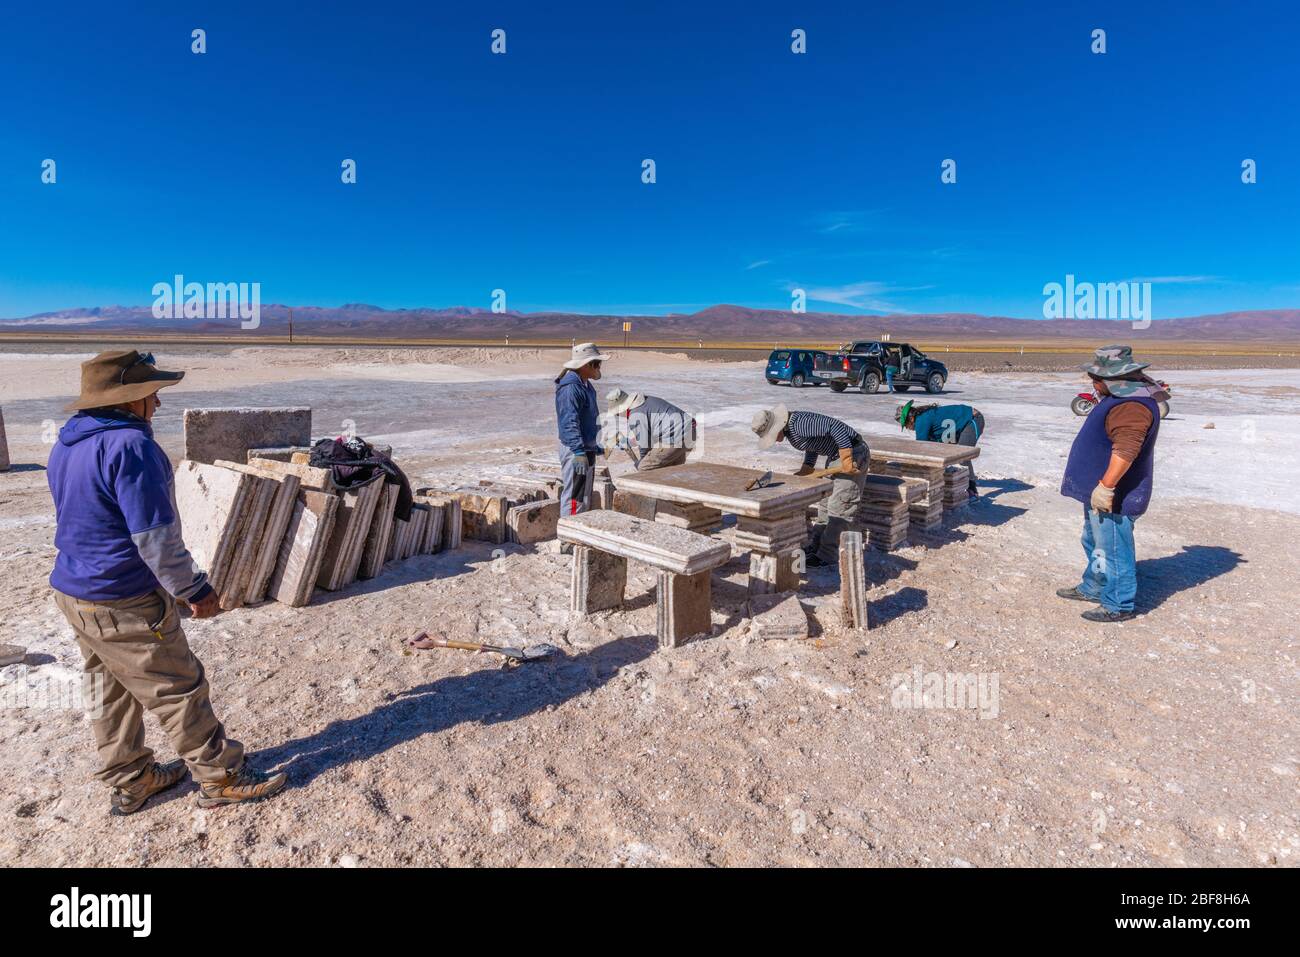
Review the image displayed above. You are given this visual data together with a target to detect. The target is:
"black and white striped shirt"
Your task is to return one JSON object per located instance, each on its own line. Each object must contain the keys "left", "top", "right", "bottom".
{"left": 784, "top": 410, "right": 862, "bottom": 468}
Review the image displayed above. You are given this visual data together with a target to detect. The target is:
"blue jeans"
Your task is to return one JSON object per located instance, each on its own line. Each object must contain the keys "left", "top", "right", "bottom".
{"left": 1077, "top": 506, "right": 1138, "bottom": 613}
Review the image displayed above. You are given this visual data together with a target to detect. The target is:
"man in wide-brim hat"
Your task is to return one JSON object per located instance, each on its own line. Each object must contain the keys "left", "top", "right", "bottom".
{"left": 1057, "top": 344, "right": 1165, "bottom": 622}
{"left": 47, "top": 350, "right": 286, "bottom": 814}
{"left": 605, "top": 386, "right": 696, "bottom": 471}
{"left": 554, "top": 343, "right": 611, "bottom": 517}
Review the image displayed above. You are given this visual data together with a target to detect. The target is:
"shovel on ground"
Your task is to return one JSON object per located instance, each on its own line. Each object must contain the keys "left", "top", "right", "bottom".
{"left": 406, "top": 633, "right": 559, "bottom": 663}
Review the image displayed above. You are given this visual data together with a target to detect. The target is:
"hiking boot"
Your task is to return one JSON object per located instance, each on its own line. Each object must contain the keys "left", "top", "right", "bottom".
{"left": 197, "top": 765, "right": 287, "bottom": 808}
{"left": 1082, "top": 607, "right": 1136, "bottom": 623}
{"left": 110, "top": 760, "right": 187, "bottom": 816}
{"left": 1056, "top": 586, "right": 1098, "bottom": 603}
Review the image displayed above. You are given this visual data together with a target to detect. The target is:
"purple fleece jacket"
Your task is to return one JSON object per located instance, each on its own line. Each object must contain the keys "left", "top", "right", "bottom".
{"left": 47, "top": 410, "right": 212, "bottom": 603}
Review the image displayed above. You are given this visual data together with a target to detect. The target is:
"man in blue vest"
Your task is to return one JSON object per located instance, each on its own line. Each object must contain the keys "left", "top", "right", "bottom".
{"left": 1058, "top": 345, "right": 1166, "bottom": 622}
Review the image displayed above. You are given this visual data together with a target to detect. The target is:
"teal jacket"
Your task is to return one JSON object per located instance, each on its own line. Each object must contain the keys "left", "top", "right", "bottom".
{"left": 914, "top": 404, "right": 978, "bottom": 443}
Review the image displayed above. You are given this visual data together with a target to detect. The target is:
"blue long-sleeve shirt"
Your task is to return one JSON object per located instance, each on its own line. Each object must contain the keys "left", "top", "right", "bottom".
{"left": 554, "top": 370, "right": 602, "bottom": 454}
{"left": 47, "top": 410, "right": 212, "bottom": 602}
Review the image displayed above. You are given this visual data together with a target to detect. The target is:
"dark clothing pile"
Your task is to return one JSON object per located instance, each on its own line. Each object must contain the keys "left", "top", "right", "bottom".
{"left": 308, "top": 436, "right": 414, "bottom": 520}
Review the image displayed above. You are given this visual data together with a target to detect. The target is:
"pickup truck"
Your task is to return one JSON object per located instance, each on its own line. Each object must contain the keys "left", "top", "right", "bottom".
{"left": 812, "top": 341, "right": 948, "bottom": 394}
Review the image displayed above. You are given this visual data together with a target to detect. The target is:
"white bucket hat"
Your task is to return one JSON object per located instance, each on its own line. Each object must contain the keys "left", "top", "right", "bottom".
{"left": 750, "top": 404, "right": 789, "bottom": 448}
{"left": 605, "top": 387, "right": 644, "bottom": 416}
{"left": 563, "top": 342, "right": 612, "bottom": 370}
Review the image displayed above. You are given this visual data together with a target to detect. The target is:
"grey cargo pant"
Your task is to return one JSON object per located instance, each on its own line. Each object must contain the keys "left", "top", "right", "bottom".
{"left": 559, "top": 445, "right": 596, "bottom": 518}
{"left": 812, "top": 444, "right": 870, "bottom": 563}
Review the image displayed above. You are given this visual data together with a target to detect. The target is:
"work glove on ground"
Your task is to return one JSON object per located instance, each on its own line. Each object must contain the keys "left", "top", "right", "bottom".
{"left": 1090, "top": 483, "right": 1116, "bottom": 512}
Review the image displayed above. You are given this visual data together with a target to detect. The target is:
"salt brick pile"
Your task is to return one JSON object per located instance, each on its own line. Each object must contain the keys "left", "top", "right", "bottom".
{"left": 868, "top": 460, "right": 943, "bottom": 534}
{"left": 943, "top": 465, "right": 970, "bottom": 509}
{"left": 173, "top": 408, "right": 473, "bottom": 610}
{"left": 854, "top": 475, "right": 916, "bottom": 551}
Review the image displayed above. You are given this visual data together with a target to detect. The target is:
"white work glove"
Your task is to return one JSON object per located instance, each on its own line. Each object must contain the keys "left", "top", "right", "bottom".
{"left": 572, "top": 455, "right": 590, "bottom": 477}
{"left": 1090, "top": 483, "right": 1115, "bottom": 512}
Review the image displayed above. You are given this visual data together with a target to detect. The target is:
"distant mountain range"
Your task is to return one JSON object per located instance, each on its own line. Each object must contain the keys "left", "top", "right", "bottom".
{"left": 4, "top": 303, "right": 1300, "bottom": 342}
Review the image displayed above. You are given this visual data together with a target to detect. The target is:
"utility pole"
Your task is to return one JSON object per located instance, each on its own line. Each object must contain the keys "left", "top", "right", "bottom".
{"left": 288, "top": 307, "right": 294, "bottom": 345}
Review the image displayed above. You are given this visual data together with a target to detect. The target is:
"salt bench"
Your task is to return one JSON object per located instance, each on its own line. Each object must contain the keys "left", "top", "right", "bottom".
{"left": 557, "top": 511, "right": 732, "bottom": 648}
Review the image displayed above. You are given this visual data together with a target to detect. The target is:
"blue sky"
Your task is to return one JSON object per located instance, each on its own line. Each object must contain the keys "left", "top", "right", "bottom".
{"left": 1, "top": 1, "right": 1297, "bottom": 320}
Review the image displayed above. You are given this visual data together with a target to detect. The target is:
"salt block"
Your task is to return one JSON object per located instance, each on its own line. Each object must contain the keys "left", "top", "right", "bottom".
{"left": 184, "top": 407, "right": 311, "bottom": 466}
{"left": 612, "top": 489, "right": 657, "bottom": 521}
{"left": 839, "top": 531, "right": 869, "bottom": 631}
{"left": 217, "top": 473, "right": 278, "bottom": 609}
{"left": 359, "top": 483, "right": 399, "bottom": 579}
{"left": 748, "top": 550, "right": 801, "bottom": 595}
{"left": 657, "top": 569, "right": 712, "bottom": 648}
{"left": 449, "top": 487, "right": 511, "bottom": 544}
{"left": 174, "top": 460, "right": 256, "bottom": 586}
{"left": 270, "top": 489, "right": 339, "bottom": 606}
{"left": 421, "top": 503, "right": 445, "bottom": 554}
{"left": 508, "top": 499, "right": 560, "bottom": 544}
{"left": 0, "top": 643, "right": 26, "bottom": 667}
{"left": 0, "top": 406, "right": 10, "bottom": 472}
{"left": 246, "top": 446, "right": 311, "bottom": 463}
{"left": 570, "top": 545, "right": 626, "bottom": 614}
{"left": 746, "top": 592, "right": 809, "bottom": 641}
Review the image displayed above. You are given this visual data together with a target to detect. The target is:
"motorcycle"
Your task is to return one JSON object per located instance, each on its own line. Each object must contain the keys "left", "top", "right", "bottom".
{"left": 1071, "top": 381, "right": 1171, "bottom": 419}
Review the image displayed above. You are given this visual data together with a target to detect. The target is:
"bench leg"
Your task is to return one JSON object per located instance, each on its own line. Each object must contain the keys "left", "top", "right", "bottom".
{"left": 570, "top": 545, "right": 627, "bottom": 614}
{"left": 656, "top": 570, "right": 711, "bottom": 648}
{"left": 748, "top": 548, "right": 801, "bottom": 596}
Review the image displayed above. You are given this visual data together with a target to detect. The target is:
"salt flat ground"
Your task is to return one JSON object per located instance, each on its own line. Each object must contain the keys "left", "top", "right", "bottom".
{"left": 0, "top": 347, "right": 1296, "bottom": 867}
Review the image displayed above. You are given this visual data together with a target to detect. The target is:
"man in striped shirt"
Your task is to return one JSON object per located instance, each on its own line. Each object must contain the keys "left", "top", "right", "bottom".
{"left": 751, "top": 405, "right": 869, "bottom": 567}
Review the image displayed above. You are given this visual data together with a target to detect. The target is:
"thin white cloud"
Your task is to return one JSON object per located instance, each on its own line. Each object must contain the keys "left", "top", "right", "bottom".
{"left": 798, "top": 280, "right": 925, "bottom": 312}
{"left": 746, "top": 259, "right": 772, "bottom": 270}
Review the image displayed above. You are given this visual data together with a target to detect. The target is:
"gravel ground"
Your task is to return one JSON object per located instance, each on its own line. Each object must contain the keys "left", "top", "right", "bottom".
{"left": 0, "top": 348, "right": 1295, "bottom": 867}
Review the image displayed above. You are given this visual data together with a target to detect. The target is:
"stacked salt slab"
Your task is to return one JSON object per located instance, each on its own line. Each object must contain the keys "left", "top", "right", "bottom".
{"left": 855, "top": 475, "right": 915, "bottom": 551}
{"left": 419, "top": 483, "right": 547, "bottom": 545}
{"left": 507, "top": 499, "right": 560, "bottom": 544}
{"left": 413, "top": 492, "right": 460, "bottom": 551}
{"left": 269, "top": 489, "right": 340, "bottom": 607}
{"left": 654, "top": 501, "right": 722, "bottom": 533}
{"left": 173, "top": 461, "right": 275, "bottom": 609}
{"left": 359, "top": 483, "right": 400, "bottom": 579}
{"left": 387, "top": 505, "right": 428, "bottom": 562}
{"left": 943, "top": 465, "right": 970, "bottom": 509}
{"left": 215, "top": 461, "right": 302, "bottom": 603}
{"left": 246, "top": 457, "right": 383, "bottom": 591}
{"left": 869, "top": 460, "right": 942, "bottom": 533}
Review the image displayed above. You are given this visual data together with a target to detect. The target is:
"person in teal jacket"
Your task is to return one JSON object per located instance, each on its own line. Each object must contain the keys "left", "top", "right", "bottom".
{"left": 896, "top": 401, "right": 984, "bottom": 494}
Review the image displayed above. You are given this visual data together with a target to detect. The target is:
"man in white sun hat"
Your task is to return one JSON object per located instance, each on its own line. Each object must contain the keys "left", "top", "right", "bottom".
{"left": 555, "top": 342, "right": 611, "bottom": 516}
{"left": 605, "top": 387, "right": 696, "bottom": 471}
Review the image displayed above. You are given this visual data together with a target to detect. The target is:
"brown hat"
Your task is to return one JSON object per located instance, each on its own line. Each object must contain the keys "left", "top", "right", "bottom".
{"left": 65, "top": 350, "right": 185, "bottom": 412}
